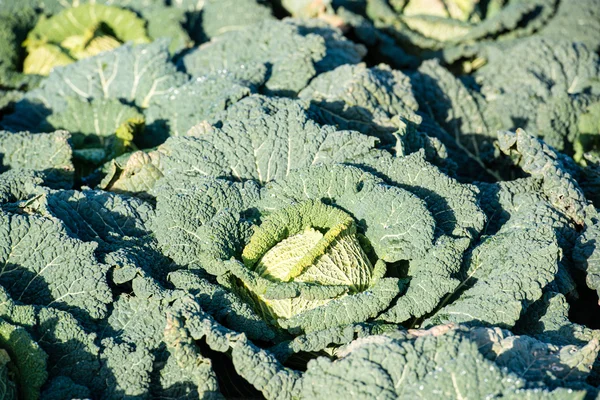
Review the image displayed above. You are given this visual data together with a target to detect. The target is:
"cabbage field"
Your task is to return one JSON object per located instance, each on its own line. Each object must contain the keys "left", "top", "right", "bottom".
{"left": 0, "top": 0, "right": 600, "bottom": 398}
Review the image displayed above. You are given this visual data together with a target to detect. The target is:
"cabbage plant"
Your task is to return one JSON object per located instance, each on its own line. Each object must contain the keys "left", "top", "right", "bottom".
{"left": 149, "top": 95, "right": 490, "bottom": 334}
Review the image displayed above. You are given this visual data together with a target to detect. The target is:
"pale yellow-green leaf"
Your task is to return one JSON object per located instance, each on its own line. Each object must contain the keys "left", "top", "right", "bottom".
{"left": 22, "top": 45, "right": 74, "bottom": 76}
{"left": 23, "top": 4, "right": 150, "bottom": 75}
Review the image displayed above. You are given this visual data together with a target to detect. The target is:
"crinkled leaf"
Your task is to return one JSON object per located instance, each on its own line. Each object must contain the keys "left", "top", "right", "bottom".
{"left": 0, "top": 211, "right": 111, "bottom": 321}
{"left": 286, "top": 18, "right": 366, "bottom": 73}
{"left": 99, "top": 338, "right": 154, "bottom": 398}
{"left": 426, "top": 224, "right": 560, "bottom": 328}
{"left": 199, "top": 0, "right": 274, "bottom": 40}
{"left": 379, "top": 236, "right": 468, "bottom": 323}
{"left": 0, "top": 287, "right": 101, "bottom": 395}
{"left": 2, "top": 40, "right": 187, "bottom": 133}
{"left": 300, "top": 328, "right": 535, "bottom": 399}
{"left": 574, "top": 222, "right": 600, "bottom": 300}
{"left": 299, "top": 63, "right": 419, "bottom": 144}
{"left": 277, "top": 277, "right": 404, "bottom": 334}
{"left": 537, "top": 0, "right": 600, "bottom": 50}
{"left": 478, "top": 38, "right": 600, "bottom": 148}
{"left": 515, "top": 292, "right": 600, "bottom": 347}
{"left": 40, "top": 98, "right": 142, "bottom": 149}
{"left": 0, "top": 130, "right": 73, "bottom": 188}
{"left": 158, "top": 95, "right": 380, "bottom": 185}
{"left": 172, "top": 299, "right": 302, "bottom": 399}
{"left": 498, "top": 129, "right": 593, "bottom": 225}
{"left": 182, "top": 19, "right": 326, "bottom": 96}
{"left": 359, "top": 150, "right": 486, "bottom": 240}
{"left": 168, "top": 270, "right": 277, "bottom": 342}
{"left": 163, "top": 313, "right": 223, "bottom": 399}
{"left": 152, "top": 175, "right": 260, "bottom": 273}
{"left": 0, "top": 170, "right": 45, "bottom": 204}
{"left": 26, "top": 189, "right": 154, "bottom": 253}
{"left": 261, "top": 164, "right": 436, "bottom": 262}
{"left": 0, "top": 8, "right": 39, "bottom": 90}
{"left": 470, "top": 326, "right": 599, "bottom": 388}
{"left": 0, "top": 318, "right": 47, "bottom": 400}
{"left": 98, "top": 150, "right": 164, "bottom": 195}
{"left": 143, "top": 70, "right": 262, "bottom": 146}
{"left": 411, "top": 60, "right": 498, "bottom": 181}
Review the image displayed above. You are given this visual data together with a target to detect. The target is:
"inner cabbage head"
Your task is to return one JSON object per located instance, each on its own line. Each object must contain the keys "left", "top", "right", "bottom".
{"left": 241, "top": 200, "right": 377, "bottom": 320}
{"left": 23, "top": 4, "right": 150, "bottom": 76}
{"left": 398, "top": 0, "right": 489, "bottom": 21}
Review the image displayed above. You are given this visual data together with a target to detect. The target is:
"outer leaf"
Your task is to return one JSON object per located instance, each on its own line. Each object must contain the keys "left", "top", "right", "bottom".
{"left": 515, "top": 292, "right": 600, "bottom": 347}
{"left": 2, "top": 40, "right": 187, "bottom": 133}
{"left": 199, "top": 0, "right": 274, "bottom": 40}
{"left": 40, "top": 98, "right": 142, "bottom": 149}
{"left": 168, "top": 270, "right": 277, "bottom": 342}
{"left": 0, "top": 287, "right": 101, "bottom": 396}
{"left": 277, "top": 277, "right": 404, "bottom": 334}
{"left": 426, "top": 224, "right": 560, "bottom": 328}
{"left": 157, "top": 95, "right": 380, "bottom": 185}
{"left": 498, "top": 129, "right": 593, "bottom": 225}
{"left": 261, "top": 164, "right": 436, "bottom": 262}
{"left": 478, "top": 38, "right": 600, "bottom": 150}
{"left": 163, "top": 314, "right": 222, "bottom": 399}
{"left": 299, "top": 328, "right": 532, "bottom": 399}
{"left": 476, "top": 178, "right": 579, "bottom": 252}
{"left": 477, "top": 39, "right": 599, "bottom": 104}
{"left": 34, "top": 307, "right": 100, "bottom": 393}
{"left": 139, "top": 5, "right": 191, "bottom": 54}
{"left": 98, "top": 151, "right": 164, "bottom": 195}
{"left": 0, "top": 348, "right": 18, "bottom": 400}
{"left": 0, "top": 211, "right": 112, "bottom": 321}
{"left": 335, "top": 7, "right": 421, "bottom": 70}
{"left": 573, "top": 222, "right": 600, "bottom": 300}
{"left": 470, "top": 326, "right": 599, "bottom": 388}
{"left": 173, "top": 299, "right": 302, "bottom": 400}
{"left": 41, "top": 377, "right": 91, "bottom": 400}
{"left": 537, "top": 0, "right": 600, "bottom": 51}
{"left": 152, "top": 175, "right": 261, "bottom": 272}
{"left": 0, "top": 130, "right": 73, "bottom": 188}
{"left": 24, "top": 187, "right": 176, "bottom": 281}
{"left": 477, "top": 178, "right": 544, "bottom": 234}
{"left": 182, "top": 19, "right": 329, "bottom": 95}
{"left": 379, "top": 236, "right": 468, "bottom": 323}
{"left": 95, "top": 277, "right": 200, "bottom": 397}
{"left": 98, "top": 338, "right": 154, "bottom": 398}
{"left": 0, "top": 318, "right": 47, "bottom": 400}
{"left": 535, "top": 94, "right": 600, "bottom": 153}
{"left": 27, "top": 189, "right": 154, "bottom": 253}
{"left": 286, "top": 18, "right": 366, "bottom": 73}
{"left": 359, "top": 150, "right": 486, "bottom": 240}
{"left": 0, "top": 8, "right": 39, "bottom": 90}
{"left": 0, "top": 170, "right": 45, "bottom": 204}
{"left": 269, "top": 323, "right": 394, "bottom": 362}
{"left": 298, "top": 63, "right": 420, "bottom": 144}
{"left": 411, "top": 60, "right": 498, "bottom": 181}
{"left": 143, "top": 69, "right": 262, "bottom": 145}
